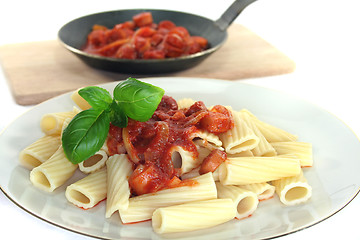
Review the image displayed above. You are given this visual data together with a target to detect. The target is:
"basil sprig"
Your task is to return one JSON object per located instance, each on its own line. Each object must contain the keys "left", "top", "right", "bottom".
{"left": 62, "top": 78, "right": 164, "bottom": 164}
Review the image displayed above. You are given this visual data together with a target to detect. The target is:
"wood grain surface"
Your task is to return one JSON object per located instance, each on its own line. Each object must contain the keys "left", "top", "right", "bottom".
{"left": 0, "top": 24, "right": 295, "bottom": 105}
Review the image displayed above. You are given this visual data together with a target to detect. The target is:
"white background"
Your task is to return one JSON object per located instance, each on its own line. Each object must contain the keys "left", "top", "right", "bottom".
{"left": 0, "top": 0, "right": 359, "bottom": 239}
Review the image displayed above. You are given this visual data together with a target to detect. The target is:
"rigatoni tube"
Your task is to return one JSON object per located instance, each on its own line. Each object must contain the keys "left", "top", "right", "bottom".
{"left": 65, "top": 167, "right": 107, "bottom": 209}
{"left": 119, "top": 172, "right": 217, "bottom": 224}
{"left": 71, "top": 89, "right": 92, "bottom": 110}
{"left": 30, "top": 145, "right": 78, "bottom": 192}
{"left": 19, "top": 135, "right": 61, "bottom": 170}
{"left": 238, "top": 110, "right": 276, "bottom": 157}
{"left": 40, "top": 109, "right": 78, "bottom": 135}
{"left": 241, "top": 109, "right": 298, "bottom": 142}
{"left": 219, "top": 155, "right": 301, "bottom": 185}
{"left": 78, "top": 150, "right": 108, "bottom": 174}
{"left": 152, "top": 199, "right": 236, "bottom": 234}
{"left": 239, "top": 182, "right": 275, "bottom": 201}
{"left": 216, "top": 182, "right": 258, "bottom": 219}
{"left": 271, "top": 142, "right": 313, "bottom": 167}
{"left": 219, "top": 111, "right": 259, "bottom": 154}
{"left": 272, "top": 170, "right": 312, "bottom": 206}
{"left": 106, "top": 154, "right": 133, "bottom": 218}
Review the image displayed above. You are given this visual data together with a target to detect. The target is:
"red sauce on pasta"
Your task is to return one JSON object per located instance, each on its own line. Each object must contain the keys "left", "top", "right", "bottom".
{"left": 107, "top": 95, "right": 233, "bottom": 196}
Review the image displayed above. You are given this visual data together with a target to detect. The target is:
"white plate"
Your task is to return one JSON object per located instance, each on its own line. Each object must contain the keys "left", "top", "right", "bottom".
{"left": 0, "top": 77, "right": 359, "bottom": 239}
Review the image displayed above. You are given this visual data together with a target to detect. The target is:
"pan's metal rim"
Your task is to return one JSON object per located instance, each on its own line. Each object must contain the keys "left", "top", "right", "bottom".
{"left": 58, "top": 8, "right": 228, "bottom": 64}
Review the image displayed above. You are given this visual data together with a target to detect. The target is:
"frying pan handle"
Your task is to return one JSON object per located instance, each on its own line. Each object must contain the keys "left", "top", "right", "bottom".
{"left": 215, "top": 0, "right": 258, "bottom": 31}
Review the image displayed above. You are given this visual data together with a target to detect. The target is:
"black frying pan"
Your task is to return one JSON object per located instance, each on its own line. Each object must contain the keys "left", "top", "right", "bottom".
{"left": 58, "top": 0, "right": 257, "bottom": 74}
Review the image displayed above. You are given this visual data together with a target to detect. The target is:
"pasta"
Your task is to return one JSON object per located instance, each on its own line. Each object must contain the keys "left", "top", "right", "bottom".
{"left": 227, "top": 150, "right": 254, "bottom": 158}
{"left": 71, "top": 88, "right": 92, "bottom": 110}
{"left": 272, "top": 170, "right": 312, "bottom": 206}
{"left": 106, "top": 154, "right": 133, "bottom": 218}
{"left": 40, "top": 107, "right": 79, "bottom": 135}
{"left": 152, "top": 199, "right": 236, "bottom": 234}
{"left": 238, "top": 110, "right": 276, "bottom": 157}
{"left": 19, "top": 135, "right": 61, "bottom": 170}
{"left": 177, "top": 98, "right": 196, "bottom": 109}
{"left": 119, "top": 173, "right": 217, "bottom": 224}
{"left": 30, "top": 145, "right": 78, "bottom": 192}
{"left": 20, "top": 88, "right": 315, "bottom": 235}
{"left": 65, "top": 167, "right": 107, "bottom": 209}
{"left": 78, "top": 150, "right": 108, "bottom": 174}
{"left": 241, "top": 109, "right": 298, "bottom": 142}
{"left": 219, "top": 155, "right": 301, "bottom": 185}
{"left": 239, "top": 182, "right": 275, "bottom": 201}
{"left": 219, "top": 111, "right": 259, "bottom": 154}
{"left": 271, "top": 142, "right": 313, "bottom": 167}
{"left": 212, "top": 167, "right": 221, "bottom": 181}
{"left": 191, "top": 129, "right": 223, "bottom": 151}
{"left": 100, "top": 138, "right": 110, "bottom": 156}
{"left": 216, "top": 182, "right": 258, "bottom": 219}
{"left": 169, "top": 145, "right": 200, "bottom": 174}
{"left": 60, "top": 118, "right": 72, "bottom": 139}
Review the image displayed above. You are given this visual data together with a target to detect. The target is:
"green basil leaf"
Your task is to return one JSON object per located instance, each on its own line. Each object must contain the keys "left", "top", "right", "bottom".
{"left": 109, "top": 100, "right": 128, "bottom": 128}
{"left": 62, "top": 108, "right": 110, "bottom": 164}
{"left": 79, "top": 86, "right": 112, "bottom": 110}
{"left": 113, "top": 78, "right": 164, "bottom": 122}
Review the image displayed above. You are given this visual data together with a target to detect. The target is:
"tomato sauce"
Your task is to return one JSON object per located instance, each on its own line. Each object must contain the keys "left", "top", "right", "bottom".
{"left": 107, "top": 124, "right": 128, "bottom": 156}
{"left": 83, "top": 12, "right": 208, "bottom": 59}
{"left": 107, "top": 95, "right": 233, "bottom": 196}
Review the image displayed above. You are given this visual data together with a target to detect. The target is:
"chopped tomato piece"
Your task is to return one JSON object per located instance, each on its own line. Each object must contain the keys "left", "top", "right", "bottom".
{"left": 199, "top": 149, "right": 227, "bottom": 174}
{"left": 150, "top": 33, "right": 164, "bottom": 47}
{"left": 185, "top": 36, "right": 208, "bottom": 54}
{"left": 105, "top": 28, "right": 127, "bottom": 43}
{"left": 185, "top": 101, "right": 207, "bottom": 116}
{"left": 158, "top": 20, "right": 176, "bottom": 30}
{"left": 96, "top": 38, "right": 129, "bottom": 56}
{"left": 133, "top": 12, "right": 153, "bottom": 27}
{"left": 186, "top": 40, "right": 201, "bottom": 54}
{"left": 128, "top": 164, "right": 165, "bottom": 195}
{"left": 114, "top": 21, "right": 135, "bottom": 30}
{"left": 170, "top": 111, "right": 186, "bottom": 121}
{"left": 143, "top": 49, "right": 165, "bottom": 59}
{"left": 134, "top": 26, "right": 157, "bottom": 38}
{"left": 115, "top": 43, "right": 137, "bottom": 59}
{"left": 192, "top": 36, "right": 208, "bottom": 49}
{"left": 200, "top": 105, "right": 234, "bottom": 133}
{"left": 163, "top": 43, "right": 184, "bottom": 58}
{"left": 165, "top": 33, "right": 186, "bottom": 49}
{"left": 156, "top": 95, "right": 178, "bottom": 112}
{"left": 86, "top": 29, "right": 106, "bottom": 48}
{"left": 133, "top": 36, "right": 151, "bottom": 54}
{"left": 167, "top": 176, "right": 182, "bottom": 187}
{"left": 169, "top": 26, "right": 190, "bottom": 39}
{"left": 157, "top": 27, "right": 170, "bottom": 35}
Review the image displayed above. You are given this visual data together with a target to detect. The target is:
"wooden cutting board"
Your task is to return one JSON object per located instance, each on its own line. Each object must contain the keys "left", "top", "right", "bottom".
{"left": 0, "top": 24, "right": 295, "bottom": 105}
